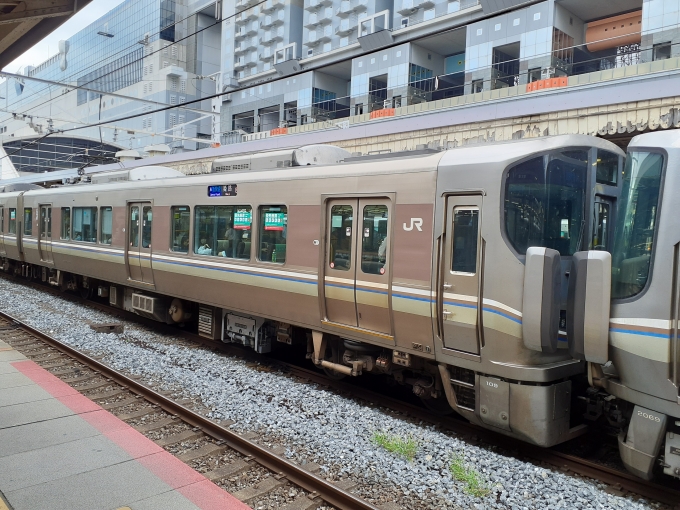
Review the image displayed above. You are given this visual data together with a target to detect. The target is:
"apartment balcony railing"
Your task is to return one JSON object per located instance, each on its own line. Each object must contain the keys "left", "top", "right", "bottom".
{"left": 262, "top": 31, "right": 284, "bottom": 45}
{"left": 235, "top": 0, "right": 259, "bottom": 12}
{"left": 261, "top": 0, "right": 284, "bottom": 13}
{"left": 336, "top": 20, "right": 356, "bottom": 36}
{"left": 336, "top": 1, "right": 366, "bottom": 17}
{"left": 305, "top": 0, "right": 332, "bottom": 11}
{"left": 261, "top": 12, "right": 285, "bottom": 29}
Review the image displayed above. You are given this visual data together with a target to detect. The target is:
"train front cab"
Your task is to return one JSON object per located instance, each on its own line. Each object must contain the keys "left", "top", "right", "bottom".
{"left": 432, "top": 136, "right": 625, "bottom": 448}
{"left": 586, "top": 130, "right": 680, "bottom": 481}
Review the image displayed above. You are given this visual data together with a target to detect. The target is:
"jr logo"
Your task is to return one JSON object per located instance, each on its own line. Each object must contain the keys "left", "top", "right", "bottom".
{"left": 403, "top": 218, "right": 423, "bottom": 232}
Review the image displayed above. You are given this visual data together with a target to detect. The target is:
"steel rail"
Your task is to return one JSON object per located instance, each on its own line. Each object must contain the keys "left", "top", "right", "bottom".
{"left": 3, "top": 275, "right": 680, "bottom": 506}
{"left": 0, "top": 309, "right": 379, "bottom": 510}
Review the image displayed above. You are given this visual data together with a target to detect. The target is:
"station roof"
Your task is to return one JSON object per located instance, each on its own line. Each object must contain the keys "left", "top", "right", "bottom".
{"left": 0, "top": 0, "right": 92, "bottom": 69}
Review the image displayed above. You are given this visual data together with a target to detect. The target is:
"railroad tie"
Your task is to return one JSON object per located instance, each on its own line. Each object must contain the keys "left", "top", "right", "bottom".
{"left": 155, "top": 429, "right": 203, "bottom": 447}
{"left": 203, "top": 458, "right": 251, "bottom": 481}
{"left": 133, "top": 417, "right": 178, "bottom": 433}
{"left": 101, "top": 397, "right": 140, "bottom": 411}
{"left": 232, "top": 476, "right": 285, "bottom": 503}
{"left": 177, "top": 442, "right": 226, "bottom": 462}
{"left": 279, "top": 494, "right": 320, "bottom": 510}
{"left": 117, "top": 407, "right": 158, "bottom": 421}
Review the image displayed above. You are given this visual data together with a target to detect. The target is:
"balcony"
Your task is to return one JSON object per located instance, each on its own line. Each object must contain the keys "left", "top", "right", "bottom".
{"left": 305, "top": 0, "right": 332, "bottom": 11}
{"left": 262, "top": 31, "right": 284, "bottom": 45}
{"left": 397, "top": 0, "right": 417, "bottom": 15}
{"left": 261, "top": 0, "right": 284, "bottom": 13}
{"left": 336, "top": 20, "right": 355, "bottom": 36}
{"left": 259, "top": 49, "right": 274, "bottom": 61}
{"left": 305, "top": 10, "right": 331, "bottom": 29}
{"left": 260, "top": 11, "right": 284, "bottom": 29}
{"left": 235, "top": 23, "right": 258, "bottom": 39}
{"left": 418, "top": 0, "right": 435, "bottom": 9}
{"left": 235, "top": 0, "right": 259, "bottom": 12}
{"left": 336, "top": 1, "right": 366, "bottom": 17}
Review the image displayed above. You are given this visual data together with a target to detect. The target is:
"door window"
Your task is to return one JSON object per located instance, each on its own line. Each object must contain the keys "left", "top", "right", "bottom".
{"left": 171, "top": 206, "right": 190, "bottom": 253}
{"left": 451, "top": 208, "right": 479, "bottom": 274}
{"left": 130, "top": 207, "right": 139, "bottom": 247}
{"left": 360, "top": 204, "right": 388, "bottom": 275}
{"left": 45, "top": 208, "right": 51, "bottom": 237}
{"left": 0, "top": 208, "right": 3, "bottom": 233}
{"left": 329, "top": 205, "right": 353, "bottom": 271}
{"left": 142, "top": 206, "right": 152, "bottom": 248}
{"left": 592, "top": 201, "right": 610, "bottom": 251}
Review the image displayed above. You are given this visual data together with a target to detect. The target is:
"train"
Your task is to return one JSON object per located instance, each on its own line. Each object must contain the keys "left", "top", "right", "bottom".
{"left": 0, "top": 132, "right": 676, "bottom": 482}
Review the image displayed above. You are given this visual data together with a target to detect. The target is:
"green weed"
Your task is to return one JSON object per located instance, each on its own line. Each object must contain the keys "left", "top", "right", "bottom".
{"left": 450, "top": 455, "right": 491, "bottom": 498}
{"left": 371, "top": 431, "right": 418, "bottom": 461}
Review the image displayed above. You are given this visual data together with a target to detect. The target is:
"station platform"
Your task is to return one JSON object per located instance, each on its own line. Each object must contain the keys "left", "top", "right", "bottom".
{"left": 0, "top": 339, "right": 250, "bottom": 510}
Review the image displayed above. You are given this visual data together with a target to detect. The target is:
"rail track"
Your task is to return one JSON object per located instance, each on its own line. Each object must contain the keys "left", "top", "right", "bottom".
{"left": 0, "top": 310, "right": 380, "bottom": 510}
{"left": 2, "top": 274, "right": 680, "bottom": 508}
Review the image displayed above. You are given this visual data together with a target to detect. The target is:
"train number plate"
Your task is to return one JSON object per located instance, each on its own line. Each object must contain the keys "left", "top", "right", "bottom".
{"left": 671, "top": 446, "right": 680, "bottom": 456}
{"left": 208, "top": 184, "right": 238, "bottom": 197}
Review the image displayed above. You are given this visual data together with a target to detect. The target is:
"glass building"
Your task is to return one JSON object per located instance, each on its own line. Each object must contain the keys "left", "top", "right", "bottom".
{"left": 0, "top": 0, "right": 220, "bottom": 174}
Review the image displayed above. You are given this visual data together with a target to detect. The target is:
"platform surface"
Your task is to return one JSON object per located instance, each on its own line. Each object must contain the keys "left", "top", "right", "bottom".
{"left": 0, "top": 339, "right": 249, "bottom": 510}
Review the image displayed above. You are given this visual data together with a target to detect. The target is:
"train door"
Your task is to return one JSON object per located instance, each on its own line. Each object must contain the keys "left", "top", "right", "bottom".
{"left": 324, "top": 198, "right": 392, "bottom": 336}
{"left": 440, "top": 195, "right": 483, "bottom": 354}
{"left": 0, "top": 207, "right": 4, "bottom": 256}
{"left": 592, "top": 196, "right": 614, "bottom": 251}
{"left": 38, "top": 205, "right": 53, "bottom": 263}
{"left": 127, "top": 202, "right": 154, "bottom": 284}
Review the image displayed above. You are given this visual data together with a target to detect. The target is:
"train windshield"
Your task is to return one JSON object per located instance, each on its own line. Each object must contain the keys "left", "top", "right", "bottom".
{"left": 505, "top": 150, "right": 588, "bottom": 256}
{"left": 611, "top": 151, "right": 664, "bottom": 299}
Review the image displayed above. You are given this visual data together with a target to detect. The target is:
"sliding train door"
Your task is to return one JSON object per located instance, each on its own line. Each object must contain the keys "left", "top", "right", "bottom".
{"left": 323, "top": 197, "right": 393, "bottom": 337}
{"left": 38, "top": 205, "right": 53, "bottom": 263}
{"left": 440, "top": 194, "right": 483, "bottom": 354}
{"left": 127, "top": 202, "right": 154, "bottom": 285}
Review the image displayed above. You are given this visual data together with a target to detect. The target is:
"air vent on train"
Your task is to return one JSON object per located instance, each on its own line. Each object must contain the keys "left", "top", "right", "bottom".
{"left": 131, "top": 293, "right": 155, "bottom": 314}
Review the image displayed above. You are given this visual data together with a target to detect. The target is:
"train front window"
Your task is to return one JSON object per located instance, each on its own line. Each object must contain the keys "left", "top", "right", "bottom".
{"left": 504, "top": 150, "right": 588, "bottom": 256}
{"left": 611, "top": 152, "right": 664, "bottom": 299}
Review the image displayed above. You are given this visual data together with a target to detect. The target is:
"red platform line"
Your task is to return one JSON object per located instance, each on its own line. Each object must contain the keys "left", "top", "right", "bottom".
{"left": 12, "top": 359, "right": 249, "bottom": 510}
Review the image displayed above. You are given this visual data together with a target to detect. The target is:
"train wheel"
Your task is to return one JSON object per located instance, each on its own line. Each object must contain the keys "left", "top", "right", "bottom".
{"left": 420, "top": 396, "right": 454, "bottom": 416}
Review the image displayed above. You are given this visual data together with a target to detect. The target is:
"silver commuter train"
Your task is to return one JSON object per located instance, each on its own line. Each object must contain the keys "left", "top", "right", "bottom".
{"left": 6, "top": 133, "right": 671, "bottom": 478}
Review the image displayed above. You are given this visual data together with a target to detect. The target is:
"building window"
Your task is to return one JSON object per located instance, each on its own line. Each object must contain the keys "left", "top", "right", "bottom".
{"left": 401, "top": 18, "right": 408, "bottom": 28}
{"left": 179, "top": 96, "right": 185, "bottom": 103}
{"left": 513, "top": 18, "right": 520, "bottom": 26}
{"left": 533, "top": 12, "right": 540, "bottom": 21}
{"left": 476, "top": 28, "right": 482, "bottom": 35}
{"left": 258, "top": 206, "right": 287, "bottom": 263}
{"left": 72, "top": 207, "right": 97, "bottom": 242}
{"left": 100, "top": 207, "right": 112, "bottom": 244}
{"left": 653, "top": 42, "right": 671, "bottom": 61}
{"left": 170, "top": 95, "right": 177, "bottom": 105}
{"left": 472, "top": 79, "right": 484, "bottom": 93}
{"left": 23, "top": 208, "right": 32, "bottom": 236}
{"left": 60, "top": 208, "right": 71, "bottom": 239}
{"left": 180, "top": 80, "right": 186, "bottom": 92}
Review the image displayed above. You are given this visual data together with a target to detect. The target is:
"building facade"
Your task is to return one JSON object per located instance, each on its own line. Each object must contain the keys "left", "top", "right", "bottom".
{"left": 0, "top": 0, "right": 221, "bottom": 173}
{"left": 220, "top": 0, "right": 676, "bottom": 142}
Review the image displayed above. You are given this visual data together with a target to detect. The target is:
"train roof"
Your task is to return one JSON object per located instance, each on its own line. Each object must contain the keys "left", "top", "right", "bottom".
{"left": 10, "top": 135, "right": 623, "bottom": 198}
{"left": 628, "top": 130, "right": 680, "bottom": 149}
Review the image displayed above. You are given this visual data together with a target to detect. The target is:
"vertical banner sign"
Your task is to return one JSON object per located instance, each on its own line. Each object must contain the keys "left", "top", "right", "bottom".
{"left": 234, "top": 209, "right": 252, "bottom": 230}
{"left": 264, "top": 212, "right": 285, "bottom": 231}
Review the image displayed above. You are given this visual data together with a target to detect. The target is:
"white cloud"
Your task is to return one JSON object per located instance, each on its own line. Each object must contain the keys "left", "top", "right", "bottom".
{"left": 3, "top": 0, "right": 127, "bottom": 73}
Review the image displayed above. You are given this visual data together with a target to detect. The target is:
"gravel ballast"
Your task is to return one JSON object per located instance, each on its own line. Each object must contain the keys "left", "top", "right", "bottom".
{"left": 0, "top": 278, "right": 666, "bottom": 510}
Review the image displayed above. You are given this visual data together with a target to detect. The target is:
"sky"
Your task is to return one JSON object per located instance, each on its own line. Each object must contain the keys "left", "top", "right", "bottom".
{"left": 3, "top": 0, "right": 126, "bottom": 74}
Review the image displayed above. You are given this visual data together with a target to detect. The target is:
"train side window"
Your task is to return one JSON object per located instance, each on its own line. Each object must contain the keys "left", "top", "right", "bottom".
{"left": 171, "top": 206, "right": 190, "bottom": 253}
{"left": 194, "top": 205, "right": 252, "bottom": 259}
{"left": 61, "top": 208, "right": 70, "bottom": 239}
{"left": 360, "top": 205, "right": 388, "bottom": 275}
{"left": 72, "top": 207, "right": 98, "bottom": 243}
{"left": 451, "top": 208, "right": 479, "bottom": 274}
{"left": 259, "top": 205, "right": 287, "bottom": 264}
{"left": 100, "top": 207, "right": 112, "bottom": 245}
{"left": 8, "top": 208, "right": 16, "bottom": 234}
{"left": 23, "top": 208, "right": 32, "bottom": 236}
